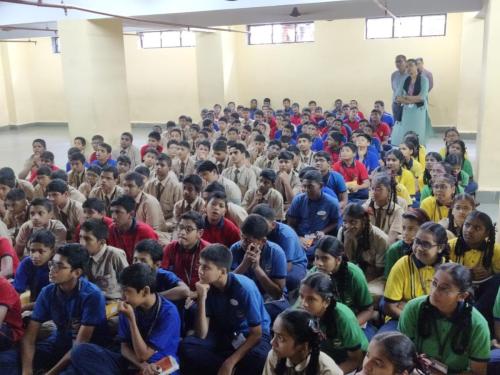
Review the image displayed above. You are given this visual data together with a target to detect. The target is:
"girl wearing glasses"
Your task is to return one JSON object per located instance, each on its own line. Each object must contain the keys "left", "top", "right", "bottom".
{"left": 382, "top": 222, "right": 449, "bottom": 332}
{"left": 420, "top": 174, "right": 456, "bottom": 222}
{"left": 439, "top": 193, "right": 476, "bottom": 239}
{"left": 399, "top": 263, "right": 490, "bottom": 375}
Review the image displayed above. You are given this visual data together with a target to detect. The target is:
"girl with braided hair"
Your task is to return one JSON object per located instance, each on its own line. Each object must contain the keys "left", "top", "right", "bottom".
{"left": 420, "top": 173, "right": 457, "bottom": 223}
{"left": 299, "top": 272, "right": 368, "bottom": 374}
{"left": 439, "top": 193, "right": 475, "bottom": 239}
{"left": 420, "top": 160, "right": 463, "bottom": 202}
{"left": 385, "top": 149, "right": 417, "bottom": 201}
{"left": 399, "top": 139, "right": 424, "bottom": 193}
{"left": 363, "top": 172, "right": 404, "bottom": 244}
{"left": 403, "top": 130, "right": 427, "bottom": 165}
{"left": 263, "top": 309, "right": 343, "bottom": 375}
{"left": 399, "top": 263, "right": 491, "bottom": 375}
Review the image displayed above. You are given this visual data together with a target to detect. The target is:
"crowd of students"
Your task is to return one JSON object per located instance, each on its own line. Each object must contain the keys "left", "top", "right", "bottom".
{"left": 0, "top": 92, "right": 499, "bottom": 375}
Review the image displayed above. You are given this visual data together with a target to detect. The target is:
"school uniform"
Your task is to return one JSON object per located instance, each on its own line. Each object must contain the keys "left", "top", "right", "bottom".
{"left": 299, "top": 151, "right": 315, "bottom": 167}
{"left": 67, "top": 170, "right": 86, "bottom": 189}
{"left": 78, "top": 181, "right": 96, "bottom": 198}
{"left": 91, "top": 158, "right": 117, "bottom": 168}
{"left": 321, "top": 170, "right": 348, "bottom": 202}
{"left": 68, "top": 185, "right": 86, "bottom": 203}
{"left": 0, "top": 277, "right": 23, "bottom": 349}
{"left": 263, "top": 349, "right": 343, "bottom": 375}
{"left": 52, "top": 199, "right": 84, "bottom": 241}
{"left": 399, "top": 296, "right": 491, "bottom": 374}
{"left": 242, "top": 188, "right": 284, "bottom": 221}
{"left": 420, "top": 196, "right": 449, "bottom": 223}
{"left": 420, "top": 184, "right": 464, "bottom": 202}
{"left": 88, "top": 245, "right": 129, "bottom": 300}
{"left": 89, "top": 185, "right": 124, "bottom": 217}
{"left": 267, "top": 222, "right": 307, "bottom": 291}
{"left": 202, "top": 216, "right": 241, "bottom": 249}
{"left": 222, "top": 165, "right": 258, "bottom": 197}
{"left": 33, "top": 183, "right": 46, "bottom": 199}
{"left": 0, "top": 237, "right": 19, "bottom": 277}
{"left": 363, "top": 199, "right": 404, "bottom": 245}
{"left": 112, "top": 145, "right": 141, "bottom": 169}
{"left": 173, "top": 196, "right": 205, "bottom": 223}
{"left": 15, "top": 179, "right": 34, "bottom": 202}
{"left": 383, "top": 240, "right": 413, "bottom": 278}
{"left": 172, "top": 157, "right": 196, "bottom": 181}
{"left": 254, "top": 155, "right": 280, "bottom": 171}
{"left": 333, "top": 160, "right": 369, "bottom": 201}
{"left": 273, "top": 171, "right": 302, "bottom": 210}
{"left": 179, "top": 273, "right": 272, "bottom": 375}
{"left": 226, "top": 202, "right": 248, "bottom": 228}
{"left": 216, "top": 175, "right": 242, "bottom": 205}
{"left": 134, "top": 191, "right": 168, "bottom": 232}
{"left": 108, "top": 219, "right": 159, "bottom": 263}
{"left": 13, "top": 256, "right": 50, "bottom": 303}
{"left": 144, "top": 171, "right": 183, "bottom": 221}
{"left": 356, "top": 149, "right": 380, "bottom": 174}
{"left": 15, "top": 220, "right": 67, "bottom": 256}
{"left": 395, "top": 168, "right": 417, "bottom": 196}
{"left": 449, "top": 238, "right": 500, "bottom": 273}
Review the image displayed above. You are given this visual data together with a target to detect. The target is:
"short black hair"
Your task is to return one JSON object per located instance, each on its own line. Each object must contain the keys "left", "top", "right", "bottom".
{"left": 69, "top": 152, "right": 86, "bottom": 164}
{"left": 0, "top": 168, "right": 16, "bottom": 188}
{"left": 180, "top": 211, "right": 204, "bottom": 229}
{"left": 314, "top": 151, "right": 332, "bottom": 162}
{"left": 302, "top": 170, "right": 323, "bottom": 184}
{"left": 121, "top": 132, "right": 133, "bottom": 141}
{"left": 46, "top": 179, "right": 68, "bottom": 194}
{"left": 110, "top": 195, "right": 136, "bottom": 213}
{"left": 91, "top": 135, "right": 104, "bottom": 142}
{"left": 98, "top": 142, "right": 112, "bottom": 154}
{"left": 196, "top": 160, "right": 218, "bottom": 174}
{"left": 117, "top": 155, "right": 132, "bottom": 165}
{"left": 125, "top": 171, "right": 145, "bottom": 188}
{"left": 81, "top": 219, "right": 109, "bottom": 240}
{"left": 148, "top": 131, "right": 161, "bottom": 141}
{"left": 29, "top": 229, "right": 56, "bottom": 248}
{"left": 87, "top": 165, "right": 102, "bottom": 176}
{"left": 100, "top": 166, "right": 118, "bottom": 179}
{"left": 278, "top": 150, "right": 294, "bottom": 161}
{"left": 40, "top": 151, "right": 55, "bottom": 162}
{"left": 183, "top": 174, "right": 203, "bottom": 192}
{"left": 57, "top": 244, "right": 89, "bottom": 275}
{"left": 33, "top": 138, "right": 46, "bottom": 148}
{"left": 50, "top": 170, "right": 68, "bottom": 182}
{"left": 82, "top": 198, "right": 106, "bottom": 213}
{"left": 134, "top": 239, "right": 164, "bottom": 263}
{"left": 204, "top": 181, "right": 225, "bottom": 194}
{"left": 36, "top": 166, "right": 52, "bottom": 178}
{"left": 29, "top": 198, "right": 53, "bottom": 213}
{"left": 6, "top": 188, "right": 26, "bottom": 202}
{"left": 179, "top": 140, "right": 191, "bottom": 150}
{"left": 207, "top": 190, "right": 227, "bottom": 205}
{"left": 229, "top": 143, "right": 246, "bottom": 153}
{"left": 241, "top": 214, "right": 269, "bottom": 239}
{"left": 297, "top": 133, "right": 312, "bottom": 142}
{"left": 157, "top": 153, "right": 172, "bottom": 167}
{"left": 254, "top": 134, "right": 266, "bottom": 143}
{"left": 119, "top": 263, "right": 157, "bottom": 293}
{"left": 143, "top": 148, "right": 159, "bottom": 158}
{"left": 200, "top": 244, "right": 232, "bottom": 271}
{"left": 134, "top": 165, "right": 150, "bottom": 179}
{"left": 252, "top": 203, "right": 276, "bottom": 221}
{"left": 260, "top": 169, "right": 277, "bottom": 183}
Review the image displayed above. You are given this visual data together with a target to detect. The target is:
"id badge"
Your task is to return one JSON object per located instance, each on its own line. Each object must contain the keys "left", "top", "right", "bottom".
{"left": 428, "top": 357, "right": 448, "bottom": 375}
{"left": 231, "top": 333, "right": 246, "bottom": 349}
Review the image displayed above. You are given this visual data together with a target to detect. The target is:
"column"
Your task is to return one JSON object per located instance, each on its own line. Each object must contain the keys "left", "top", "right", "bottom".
{"left": 58, "top": 18, "right": 131, "bottom": 147}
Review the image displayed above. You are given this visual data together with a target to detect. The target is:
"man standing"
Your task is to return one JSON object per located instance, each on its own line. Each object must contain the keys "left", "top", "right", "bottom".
{"left": 416, "top": 57, "right": 434, "bottom": 92}
{"left": 391, "top": 55, "right": 408, "bottom": 122}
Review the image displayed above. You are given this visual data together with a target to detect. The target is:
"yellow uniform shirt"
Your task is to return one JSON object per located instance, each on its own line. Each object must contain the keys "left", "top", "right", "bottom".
{"left": 395, "top": 168, "right": 417, "bottom": 196}
{"left": 417, "top": 145, "right": 427, "bottom": 165}
{"left": 449, "top": 238, "right": 500, "bottom": 274}
{"left": 403, "top": 158, "right": 424, "bottom": 191}
{"left": 420, "top": 196, "right": 449, "bottom": 223}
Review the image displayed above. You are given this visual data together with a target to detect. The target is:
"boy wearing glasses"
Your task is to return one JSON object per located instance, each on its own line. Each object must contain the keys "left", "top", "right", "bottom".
{"left": 20, "top": 243, "right": 107, "bottom": 374}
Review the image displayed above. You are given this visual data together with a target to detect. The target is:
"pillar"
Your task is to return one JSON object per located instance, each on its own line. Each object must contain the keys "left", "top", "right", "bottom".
{"left": 58, "top": 19, "right": 131, "bottom": 147}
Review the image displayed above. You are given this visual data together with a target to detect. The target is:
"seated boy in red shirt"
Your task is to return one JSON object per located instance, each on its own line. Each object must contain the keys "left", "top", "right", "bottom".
{"left": 0, "top": 237, "right": 19, "bottom": 279}
{"left": 201, "top": 191, "right": 240, "bottom": 248}
{"left": 140, "top": 131, "right": 164, "bottom": 161}
{"left": 333, "top": 142, "right": 370, "bottom": 202}
{"left": 0, "top": 276, "right": 23, "bottom": 352}
{"left": 370, "top": 109, "right": 391, "bottom": 146}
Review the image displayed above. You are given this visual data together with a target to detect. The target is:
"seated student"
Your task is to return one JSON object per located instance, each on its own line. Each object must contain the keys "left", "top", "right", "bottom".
{"left": 222, "top": 142, "right": 258, "bottom": 198}
{"left": 399, "top": 139, "right": 424, "bottom": 193}
{"left": 134, "top": 164, "right": 152, "bottom": 186}
{"left": 324, "top": 131, "right": 344, "bottom": 165}
{"left": 299, "top": 272, "right": 368, "bottom": 373}
{"left": 203, "top": 181, "right": 248, "bottom": 228}
{"left": 3, "top": 188, "right": 29, "bottom": 242}
{"left": 382, "top": 222, "right": 448, "bottom": 332}
{"left": 333, "top": 143, "right": 370, "bottom": 202}
{"left": 385, "top": 149, "right": 417, "bottom": 202}
{"left": 314, "top": 151, "right": 348, "bottom": 210}
{"left": 362, "top": 173, "right": 404, "bottom": 244}
{"left": 230, "top": 214, "right": 289, "bottom": 322}
{"left": 263, "top": 309, "right": 343, "bottom": 375}
{"left": 420, "top": 174, "right": 456, "bottom": 223}
{"left": 89, "top": 166, "right": 124, "bottom": 216}
{"left": 191, "top": 139, "right": 211, "bottom": 163}
{"left": 28, "top": 151, "right": 60, "bottom": 184}
{"left": 91, "top": 142, "right": 117, "bottom": 168}
{"left": 79, "top": 219, "right": 129, "bottom": 300}
{"left": 50, "top": 169, "right": 87, "bottom": 203}
{"left": 384, "top": 208, "right": 429, "bottom": 278}
{"left": 338, "top": 203, "right": 388, "bottom": 298}
{"left": 112, "top": 132, "right": 141, "bottom": 169}
{"left": 369, "top": 109, "right": 391, "bottom": 147}
{"left": 46, "top": 178, "right": 84, "bottom": 241}
{"left": 359, "top": 122, "right": 382, "bottom": 155}
{"left": 202, "top": 191, "right": 241, "bottom": 248}
{"left": 399, "top": 263, "right": 491, "bottom": 375}
{"left": 446, "top": 154, "right": 470, "bottom": 191}
{"left": 15, "top": 198, "right": 66, "bottom": 257}
{"left": 449, "top": 210, "right": 500, "bottom": 331}
{"left": 140, "top": 131, "right": 164, "bottom": 161}
{"left": 0, "top": 275, "right": 23, "bottom": 374}
{"left": 0, "top": 236, "right": 19, "bottom": 279}
{"left": 13, "top": 230, "right": 54, "bottom": 312}
{"left": 310, "top": 236, "right": 375, "bottom": 338}
{"left": 162, "top": 211, "right": 209, "bottom": 293}
{"left": 211, "top": 140, "right": 232, "bottom": 173}
{"left": 179, "top": 244, "right": 272, "bottom": 375}
{"left": 18, "top": 138, "right": 46, "bottom": 181}
{"left": 242, "top": 169, "right": 284, "bottom": 221}
{"left": 255, "top": 140, "right": 281, "bottom": 170}
{"left": 67, "top": 152, "right": 87, "bottom": 189}
{"left": 139, "top": 147, "right": 159, "bottom": 177}
{"left": 20, "top": 244, "right": 108, "bottom": 375}
{"left": 420, "top": 160, "right": 463, "bottom": 202}
{"left": 374, "top": 100, "right": 394, "bottom": 128}
{"left": 439, "top": 193, "right": 476, "bottom": 239}
{"left": 297, "top": 133, "right": 316, "bottom": 167}
{"left": 287, "top": 170, "right": 340, "bottom": 259}
{"left": 173, "top": 174, "right": 205, "bottom": 223}
{"left": 447, "top": 139, "right": 477, "bottom": 194}
{"left": 88, "top": 134, "right": 104, "bottom": 163}
{"left": 71, "top": 263, "right": 181, "bottom": 375}
{"left": 343, "top": 107, "right": 360, "bottom": 132}
{"left": 0, "top": 169, "right": 30, "bottom": 221}
{"left": 355, "top": 132, "right": 380, "bottom": 174}
{"left": 419, "top": 152, "right": 443, "bottom": 199}
{"left": 108, "top": 195, "right": 158, "bottom": 263}
{"left": 274, "top": 151, "right": 301, "bottom": 211}
{"left": 491, "top": 289, "right": 500, "bottom": 373}
{"left": 306, "top": 123, "right": 325, "bottom": 152}
{"left": 74, "top": 198, "right": 113, "bottom": 242}
{"left": 197, "top": 160, "right": 242, "bottom": 205}
{"left": 172, "top": 140, "right": 196, "bottom": 181}
{"left": 403, "top": 131, "right": 427, "bottom": 165}
{"left": 252, "top": 204, "right": 307, "bottom": 292}
{"left": 116, "top": 155, "right": 132, "bottom": 186}
{"left": 32, "top": 165, "right": 52, "bottom": 199}
{"left": 78, "top": 164, "right": 101, "bottom": 198}
{"left": 134, "top": 239, "right": 190, "bottom": 302}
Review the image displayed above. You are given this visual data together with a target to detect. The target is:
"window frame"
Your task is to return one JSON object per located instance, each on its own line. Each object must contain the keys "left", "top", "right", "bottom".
{"left": 139, "top": 30, "right": 196, "bottom": 49}
{"left": 247, "top": 22, "right": 315, "bottom": 45}
{"left": 365, "top": 14, "right": 447, "bottom": 39}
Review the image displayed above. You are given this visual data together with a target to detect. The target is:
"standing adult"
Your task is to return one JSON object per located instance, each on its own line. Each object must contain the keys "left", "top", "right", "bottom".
{"left": 392, "top": 59, "right": 432, "bottom": 146}
{"left": 390, "top": 55, "right": 408, "bottom": 123}
{"left": 416, "top": 57, "right": 434, "bottom": 92}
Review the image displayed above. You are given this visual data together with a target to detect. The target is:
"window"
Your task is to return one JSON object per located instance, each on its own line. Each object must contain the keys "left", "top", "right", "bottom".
{"left": 366, "top": 14, "right": 446, "bottom": 39}
{"left": 51, "top": 36, "right": 60, "bottom": 53}
{"left": 139, "top": 30, "right": 195, "bottom": 48}
{"left": 248, "top": 22, "right": 314, "bottom": 45}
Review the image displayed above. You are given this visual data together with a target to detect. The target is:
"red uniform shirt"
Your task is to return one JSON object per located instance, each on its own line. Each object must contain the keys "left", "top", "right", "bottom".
{"left": 107, "top": 219, "right": 158, "bottom": 263}
{"left": 290, "top": 114, "right": 302, "bottom": 126}
{"left": 333, "top": 160, "right": 369, "bottom": 185}
{"left": 29, "top": 165, "right": 60, "bottom": 184}
{"left": 140, "top": 144, "right": 164, "bottom": 160}
{"left": 201, "top": 217, "right": 241, "bottom": 249}
{"left": 73, "top": 216, "right": 114, "bottom": 242}
{"left": 373, "top": 122, "right": 391, "bottom": 142}
{"left": 0, "top": 237, "right": 19, "bottom": 275}
{"left": 161, "top": 239, "right": 210, "bottom": 290}
{"left": 0, "top": 277, "right": 23, "bottom": 342}
{"left": 343, "top": 118, "right": 360, "bottom": 132}
{"left": 324, "top": 145, "right": 341, "bottom": 165}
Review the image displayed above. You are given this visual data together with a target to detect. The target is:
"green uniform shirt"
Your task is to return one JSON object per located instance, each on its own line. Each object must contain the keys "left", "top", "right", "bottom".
{"left": 320, "top": 302, "right": 369, "bottom": 364}
{"left": 398, "top": 296, "right": 490, "bottom": 373}
{"left": 494, "top": 288, "right": 500, "bottom": 320}
{"left": 384, "top": 240, "right": 411, "bottom": 278}
{"left": 462, "top": 159, "right": 474, "bottom": 179}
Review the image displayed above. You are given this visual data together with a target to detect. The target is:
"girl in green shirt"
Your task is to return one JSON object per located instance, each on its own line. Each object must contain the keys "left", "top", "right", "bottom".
{"left": 446, "top": 140, "right": 477, "bottom": 195}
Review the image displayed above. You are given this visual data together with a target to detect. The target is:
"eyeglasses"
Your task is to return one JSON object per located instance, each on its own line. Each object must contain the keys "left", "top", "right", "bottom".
{"left": 48, "top": 260, "right": 71, "bottom": 271}
{"left": 431, "top": 280, "right": 461, "bottom": 295}
{"left": 432, "top": 184, "right": 450, "bottom": 190}
{"left": 413, "top": 238, "right": 438, "bottom": 251}
{"left": 177, "top": 225, "right": 197, "bottom": 233}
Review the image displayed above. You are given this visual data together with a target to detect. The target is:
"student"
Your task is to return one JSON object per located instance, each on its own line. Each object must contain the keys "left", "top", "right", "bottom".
{"left": 112, "top": 132, "right": 141, "bottom": 169}
{"left": 446, "top": 140, "right": 477, "bottom": 194}
{"left": 252, "top": 204, "right": 307, "bottom": 292}
{"left": 420, "top": 152, "right": 443, "bottom": 197}
{"left": 311, "top": 236, "right": 374, "bottom": 336}
{"left": 3, "top": 188, "right": 28, "bottom": 243}
{"left": 297, "top": 134, "right": 315, "bottom": 167}
{"left": 255, "top": 140, "right": 281, "bottom": 170}
{"left": 70, "top": 263, "right": 181, "bottom": 374}
{"left": 363, "top": 173, "right": 404, "bottom": 244}
{"left": 140, "top": 131, "right": 164, "bottom": 160}
{"left": 299, "top": 272, "right": 368, "bottom": 373}
{"left": 445, "top": 154, "right": 469, "bottom": 191}
{"left": 165, "top": 139, "right": 179, "bottom": 159}
{"left": 203, "top": 181, "right": 248, "bottom": 228}
{"left": 333, "top": 143, "right": 370, "bottom": 202}
{"left": 338, "top": 203, "right": 388, "bottom": 291}
{"left": 91, "top": 142, "right": 117, "bottom": 168}
{"left": 202, "top": 191, "right": 241, "bottom": 248}
{"left": 314, "top": 151, "right": 348, "bottom": 209}
{"left": 323, "top": 131, "right": 344, "bottom": 165}
{"left": 143, "top": 153, "right": 183, "bottom": 222}
{"left": 399, "top": 139, "right": 424, "bottom": 193}
{"left": 399, "top": 263, "right": 491, "bottom": 375}
{"left": 108, "top": 195, "right": 159, "bottom": 263}
{"left": 439, "top": 193, "right": 476, "bottom": 239}
{"left": 0, "top": 236, "right": 19, "bottom": 278}
{"left": 230, "top": 214, "right": 289, "bottom": 321}
{"left": 449, "top": 210, "right": 500, "bottom": 331}
{"left": 192, "top": 139, "right": 211, "bottom": 163}
{"left": 384, "top": 149, "right": 417, "bottom": 200}
{"left": 491, "top": 289, "right": 500, "bottom": 373}
{"left": 172, "top": 140, "right": 196, "bottom": 181}
{"left": 355, "top": 133, "right": 380, "bottom": 174}
{"left": 263, "top": 309, "right": 343, "bottom": 375}
{"left": 275, "top": 151, "right": 302, "bottom": 210}
{"left": 222, "top": 142, "right": 258, "bottom": 197}
{"left": 173, "top": 174, "right": 205, "bottom": 223}
{"left": 242, "top": 169, "right": 284, "bottom": 220}
{"left": 32, "top": 165, "right": 52, "bottom": 199}
{"left": 20, "top": 244, "right": 107, "bottom": 374}
{"left": 133, "top": 239, "right": 190, "bottom": 301}
{"left": 88, "top": 166, "right": 122, "bottom": 214}
{"left": 196, "top": 160, "right": 242, "bottom": 205}
{"left": 79, "top": 219, "right": 129, "bottom": 300}
{"left": 73, "top": 197, "right": 113, "bottom": 242}
{"left": 78, "top": 164, "right": 101, "bottom": 198}
{"left": 420, "top": 174, "right": 456, "bottom": 222}
{"left": 50, "top": 169, "right": 87, "bottom": 204}
{"left": 116, "top": 155, "right": 132, "bottom": 186}
{"left": 140, "top": 148, "right": 159, "bottom": 177}
{"left": 0, "top": 167, "right": 34, "bottom": 205}
{"left": 67, "top": 152, "right": 87, "bottom": 189}
{"left": 28, "top": 151, "right": 59, "bottom": 184}
{"left": 287, "top": 170, "right": 340, "bottom": 259}
{"left": 0, "top": 275, "right": 23, "bottom": 374}
{"left": 88, "top": 134, "right": 104, "bottom": 163}
{"left": 179, "top": 244, "right": 272, "bottom": 375}
{"left": 211, "top": 140, "right": 232, "bottom": 173}
{"left": 18, "top": 138, "right": 46, "bottom": 181}
{"left": 383, "top": 222, "right": 449, "bottom": 331}
{"left": 384, "top": 208, "right": 430, "bottom": 278}
{"left": 15, "top": 198, "right": 66, "bottom": 257}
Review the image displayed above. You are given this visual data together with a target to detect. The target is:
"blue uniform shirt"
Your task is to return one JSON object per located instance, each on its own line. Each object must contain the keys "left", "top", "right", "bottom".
{"left": 156, "top": 268, "right": 181, "bottom": 293}
{"left": 311, "top": 137, "right": 324, "bottom": 152}
{"left": 287, "top": 192, "right": 340, "bottom": 236}
{"left": 322, "top": 171, "right": 347, "bottom": 200}
{"left": 267, "top": 222, "right": 307, "bottom": 269}
{"left": 206, "top": 273, "right": 271, "bottom": 338}
{"left": 13, "top": 257, "right": 50, "bottom": 301}
{"left": 356, "top": 150, "right": 380, "bottom": 174}
{"left": 118, "top": 294, "right": 180, "bottom": 363}
{"left": 91, "top": 159, "right": 117, "bottom": 168}
{"left": 31, "top": 277, "right": 107, "bottom": 342}
{"left": 381, "top": 112, "right": 394, "bottom": 128}
{"left": 230, "top": 241, "right": 287, "bottom": 299}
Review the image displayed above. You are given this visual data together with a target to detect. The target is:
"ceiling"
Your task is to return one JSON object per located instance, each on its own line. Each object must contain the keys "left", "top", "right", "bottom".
{"left": 0, "top": 0, "right": 485, "bottom": 39}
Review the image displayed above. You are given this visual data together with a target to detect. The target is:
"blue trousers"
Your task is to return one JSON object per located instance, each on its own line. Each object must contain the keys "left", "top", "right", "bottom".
{"left": 265, "top": 299, "right": 290, "bottom": 324}
{"left": 0, "top": 348, "right": 20, "bottom": 375}
{"left": 489, "top": 349, "right": 500, "bottom": 375}
{"left": 377, "top": 319, "right": 399, "bottom": 333}
{"left": 69, "top": 343, "right": 127, "bottom": 375}
{"left": 179, "top": 332, "right": 271, "bottom": 375}
{"left": 286, "top": 263, "right": 307, "bottom": 292}
{"left": 362, "top": 322, "right": 378, "bottom": 341}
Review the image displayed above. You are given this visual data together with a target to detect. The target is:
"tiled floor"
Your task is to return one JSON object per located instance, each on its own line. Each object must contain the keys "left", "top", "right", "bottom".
{"left": 0, "top": 124, "right": 497, "bottom": 219}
